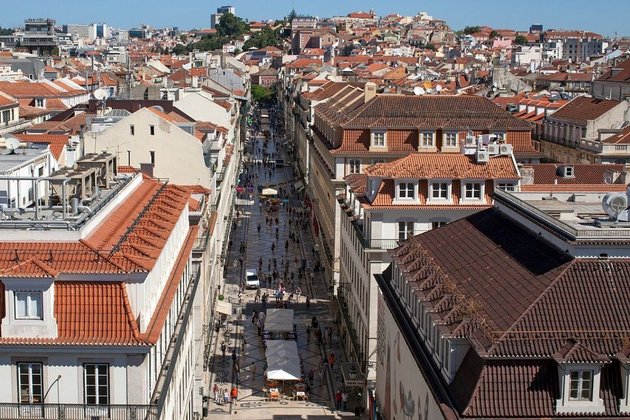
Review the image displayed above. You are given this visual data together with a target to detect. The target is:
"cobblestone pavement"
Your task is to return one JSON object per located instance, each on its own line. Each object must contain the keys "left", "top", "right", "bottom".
{"left": 204, "top": 122, "right": 362, "bottom": 419}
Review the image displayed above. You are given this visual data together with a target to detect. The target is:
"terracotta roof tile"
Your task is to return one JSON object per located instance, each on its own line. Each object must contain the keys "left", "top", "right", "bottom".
{"left": 527, "top": 163, "right": 626, "bottom": 185}
{"left": 364, "top": 153, "right": 519, "bottom": 179}
{"left": 549, "top": 96, "right": 621, "bottom": 125}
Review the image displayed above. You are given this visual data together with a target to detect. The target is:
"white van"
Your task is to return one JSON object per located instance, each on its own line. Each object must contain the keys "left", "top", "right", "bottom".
{"left": 245, "top": 269, "right": 260, "bottom": 289}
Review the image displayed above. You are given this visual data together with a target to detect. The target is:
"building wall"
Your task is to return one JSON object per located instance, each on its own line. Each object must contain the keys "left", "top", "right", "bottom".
{"left": 376, "top": 292, "right": 446, "bottom": 420}
{"left": 0, "top": 351, "right": 141, "bottom": 405}
{"left": 84, "top": 108, "right": 211, "bottom": 188}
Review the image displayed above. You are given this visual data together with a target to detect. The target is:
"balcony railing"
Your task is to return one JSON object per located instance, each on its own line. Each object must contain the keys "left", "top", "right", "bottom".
{"left": 0, "top": 403, "right": 157, "bottom": 419}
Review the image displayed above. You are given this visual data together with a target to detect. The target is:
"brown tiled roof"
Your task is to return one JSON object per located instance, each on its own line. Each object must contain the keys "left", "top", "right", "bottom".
{"left": 364, "top": 153, "right": 519, "bottom": 179}
{"left": 341, "top": 95, "right": 532, "bottom": 130}
{"left": 392, "top": 208, "right": 630, "bottom": 417}
{"left": 548, "top": 96, "right": 621, "bottom": 125}
{"left": 602, "top": 126, "right": 630, "bottom": 144}
{"left": 528, "top": 163, "right": 626, "bottom": 185}
{"left": 596, "top": 58, "right": 630, "bottom": 82}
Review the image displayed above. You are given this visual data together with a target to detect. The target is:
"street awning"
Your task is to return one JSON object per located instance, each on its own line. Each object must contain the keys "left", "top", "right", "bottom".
{"left": 265, "top": 308, "right": 294, "bottom": 333}
{"left": 340, "top": 362, "right": 365, "bottom": 387}
{"left": 265, "top": 340, "right": 301, "bottom": 381}
{"left": 215, "top": 300, "right": 232, "bottom": 315}
{"left": 261, "top": 187, "right": 278, "bottom": 196}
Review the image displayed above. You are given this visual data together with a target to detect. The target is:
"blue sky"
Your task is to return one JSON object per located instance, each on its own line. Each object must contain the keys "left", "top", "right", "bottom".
{"left": 1, "top": 0, "right": 628, "bottom": 37}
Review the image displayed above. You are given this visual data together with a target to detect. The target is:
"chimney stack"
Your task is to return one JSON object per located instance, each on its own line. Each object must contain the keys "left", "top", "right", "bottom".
{"left": 364, "top": 82, "right": 377, "bottom": 103}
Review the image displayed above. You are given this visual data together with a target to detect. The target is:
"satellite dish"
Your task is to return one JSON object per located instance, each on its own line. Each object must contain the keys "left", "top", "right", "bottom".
{"left": 93, "top": 88, "right": 109, "bottom": 101}
{"left": 413, "top": 86, "right": 425, "bottom": 96}
{"left": 4, "top": 136, "right": 20, "bottom": 153}
{"left": 602, "top": 193, "right": 628, "bottom": 220}
{"left": 150, "top": 105, "right": 165, "bottom": 113}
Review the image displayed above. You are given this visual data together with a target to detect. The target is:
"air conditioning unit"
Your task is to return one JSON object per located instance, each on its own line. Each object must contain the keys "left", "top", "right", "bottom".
{"left": 499, "top": 144, "right": 513, "bottom": 155}
{"left": 487, "top": 144, "right": 500, "bottom": 155}
{"left": 476, "top": 151, "right": 489, "bottom": 163}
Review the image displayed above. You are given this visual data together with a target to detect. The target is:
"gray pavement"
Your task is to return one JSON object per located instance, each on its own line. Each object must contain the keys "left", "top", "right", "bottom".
{"left": 204, "top": 122, "right": 363, "bottom": 419}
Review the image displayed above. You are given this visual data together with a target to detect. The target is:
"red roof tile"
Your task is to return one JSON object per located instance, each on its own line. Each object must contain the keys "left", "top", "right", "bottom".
{"left": 549, "top": 96, "right": 621, "bottom": 125}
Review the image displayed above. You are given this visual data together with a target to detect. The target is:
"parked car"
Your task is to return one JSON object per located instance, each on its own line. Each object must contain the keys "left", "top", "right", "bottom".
{"left": 245, "top": 269, "right": 260, "bottom": 289}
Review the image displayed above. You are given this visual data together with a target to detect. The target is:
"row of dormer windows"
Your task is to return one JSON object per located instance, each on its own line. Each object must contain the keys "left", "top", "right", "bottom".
{"left": 369, "top": 130, "right": 506, "bottom": 149}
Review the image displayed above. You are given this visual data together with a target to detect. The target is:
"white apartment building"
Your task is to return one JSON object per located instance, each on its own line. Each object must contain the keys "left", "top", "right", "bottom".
{"left": 0, "top": 161, "right": 204, "bottom": 419}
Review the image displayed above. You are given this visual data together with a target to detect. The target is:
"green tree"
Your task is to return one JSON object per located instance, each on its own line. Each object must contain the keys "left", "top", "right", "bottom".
{"left": 515, "top": 35, "right": 528, "bottom": 45}
{"left": 216, "top": 13, "right": 249, "bottom": 37}
{"left": 243, "top": 27, "right": 280, "bottom": 50}
{"left": 180, "top": 34, "right": 188, "bottom": 43}
{"left": 489, "top": 30, "right": 499, "bottom": 39}
{"left": 0, "top": 26, "right": 13, "bottom": 36}
{"left": 251, "top": 84, "right": 274, "bottom": 105}
{"left": 463, "top": 26, "right": 481, "bottom": 35}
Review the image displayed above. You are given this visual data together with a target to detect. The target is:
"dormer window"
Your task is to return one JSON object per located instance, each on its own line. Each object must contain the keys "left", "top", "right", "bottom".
{"left": 397, "top": 181, "right": 416, "bottom": 200}
{"left": 15, "top": 291, "right": 43, "bottom": 320}
{"left": 430, "top": 181, "right": 451, "bottom": 200}
{"left": 371, "top": 131, "right": 386, "bottom": 148}
{"left": 463, "top": 182, "right": 483, "bottom": 200}
{"left": 556, "top": 364, "right": 605, "bottom": 414}
{"left": 493, "top": 132, "right": 506, "bottom": 142}
{"left": 421, "top": 132, "right": 435, "bottom": 148}
{"left": 444, "top": 132, "right": 458, "bottom": 148}
{"left": 569, "top": 370, "right": 593, "bottom": 401}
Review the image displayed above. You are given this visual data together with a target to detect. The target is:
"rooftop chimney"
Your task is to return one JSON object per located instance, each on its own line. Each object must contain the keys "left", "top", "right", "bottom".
{"left": 364, "top": 82, "right": 377, "bottom": 103}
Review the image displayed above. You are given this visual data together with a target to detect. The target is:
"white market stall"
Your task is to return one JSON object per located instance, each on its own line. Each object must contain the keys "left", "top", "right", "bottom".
{"left": 261, "top": 187, "right": 278, "bottom": 196}
{"left": 265, "top": 340, "right": 301, "bottom": 381}
{"left": 265, "top": 308, "right": 294, "bottom": 333}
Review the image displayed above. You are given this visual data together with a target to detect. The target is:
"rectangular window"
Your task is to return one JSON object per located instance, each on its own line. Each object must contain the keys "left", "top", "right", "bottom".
{"left": 84, "top": 363, "right": 109, "bottom": 405}
{"left": 421, "top": 132, "right": 434, "bottom": 147}
{"left": 497, "top": 183, "right": 516, "bottom": 192}
{"left": 464, "top": 183, "right": 482, "bottom": 199}
{"left": 150, "top": 125, "right": 155, "bottom": 136}
{"left": 372, "top": 132, "right": 385, "bottom": 147}
{"left": 15, "top": 292, "right": 43, "bottom": 320}
{"left": 432, "top": 221, "right": 447, "bottom": 229}
{"left": 150, "top": 151, "right": 155, "bottom": 166}
{"left": 17, "top": 363, "right": 43, "bottom": 404}
{"left": 398, "top": 182, "right": 415, "bottom": 199}
{"left": 130, "top": 125, "right": 135, "bottom": 136}
{"left": 444, "top": 132, "right": 458, "bottom": 147}
{"left": 348, "top": 159, "right": 361, "bottom": 174}
{"left": 431, "top": 182, "right": 448, "bottom": 199}
{"left": 398, "top": 221, "right": 414, "bottom": 241}
{"left": 569, "top": 370, "right": 593, "bottom": 401}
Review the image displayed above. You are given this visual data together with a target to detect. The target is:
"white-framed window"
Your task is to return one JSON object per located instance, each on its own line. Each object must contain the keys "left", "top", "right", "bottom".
{"left": 371, "top": 131, "right": 386, "bottom": 147}
{"left": 398, "top": 221, "right": 415, "bottom": 241}
{"left": 17, "top": 362, "right": 43, "bottom": 404}
{"left": 430, "top": 182, "right": 449, "bottom": 199}
{"left": 348, "top": 159, "right": 361, "bottom": 174}
{"left": 497, "top": 183, "right": 516, "bottom": 192}
{"left": 397, "top": 182, "right": 416, "bottom": 200}
{"left": 569, "top": 370, "right": 593, "bottom": 401}
{"left": 463, "top": 182, "right": 482, "bottom": 200}
{"left": 444, "top": 132, "right": 458, "bottom": 147}
{"left": 84, "top": 363, "right": 109, "bottom": 405}
{"left": 421, "top": 132, "right": 435, "bottom": 148}
{"left": 14, "top": 291, "right": 43, "bottom": 320}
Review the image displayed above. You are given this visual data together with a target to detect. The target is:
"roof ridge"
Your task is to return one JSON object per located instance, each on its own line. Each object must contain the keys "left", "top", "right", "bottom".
{"left": 486, "top": 259, "right": 577, "bottom": 356}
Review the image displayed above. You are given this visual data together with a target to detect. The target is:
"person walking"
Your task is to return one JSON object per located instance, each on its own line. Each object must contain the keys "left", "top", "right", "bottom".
{"left": 231, "top": 386, "right": 238, "bottom": 402}
{"left": 329, "top": 352, "right": 336, "bottom": 370}
{"left": 335, "top": 390, "right": 342, "bottom": 410}
{"left": 213, "top": 383, "right": 219, "bottom": 404}
{"left": 342, "top": 390, "right": 349, "bottom": 410}
{"left": 223, "top": 388, "right": 229, "bottom": 404}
